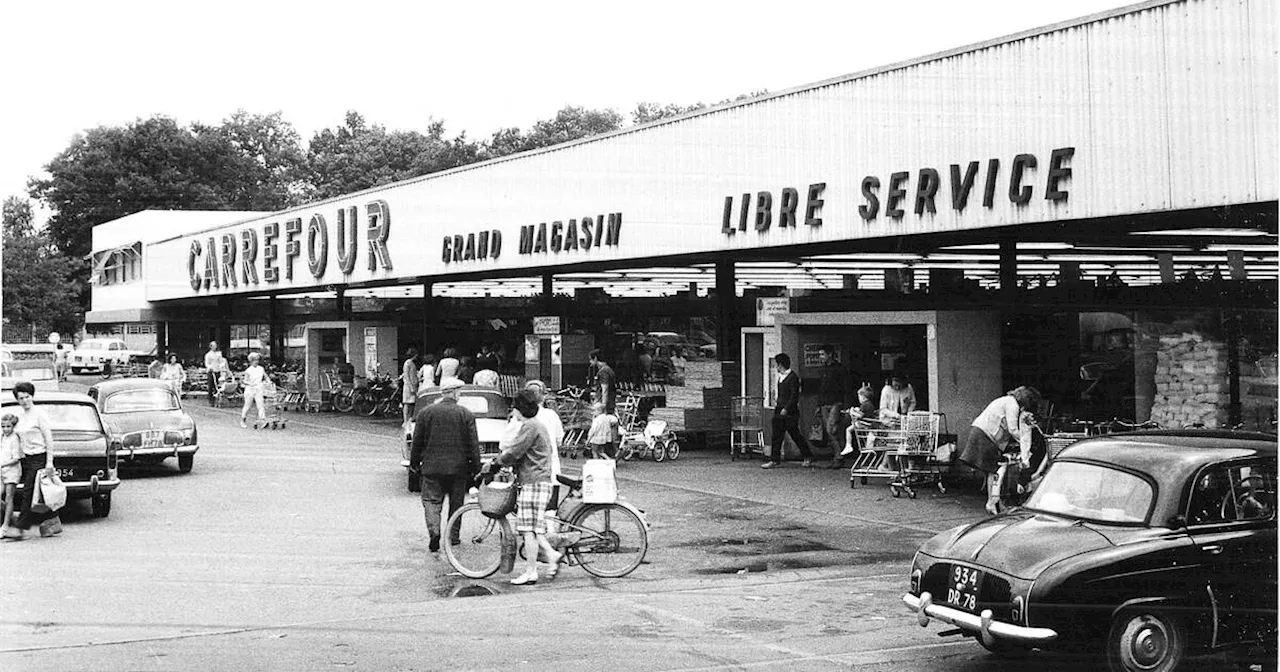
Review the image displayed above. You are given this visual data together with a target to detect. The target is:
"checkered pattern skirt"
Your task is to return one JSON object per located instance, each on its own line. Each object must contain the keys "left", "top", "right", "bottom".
{"left": 516, "top": 481, "right": 554, "bottom": 533}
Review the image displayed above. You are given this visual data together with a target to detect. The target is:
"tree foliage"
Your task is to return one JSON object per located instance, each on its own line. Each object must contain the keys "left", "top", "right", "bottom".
{"left": 29, "top": 113, "right": 308, "bottom": 259}
{"left": 481, "top": 106, "right": 624, "bottom": 159}
{"left": 306, "top": 112, "right": 481, "bottom": 201}
{"left": 2, "top": 197, "right": 83, "bottom": 339}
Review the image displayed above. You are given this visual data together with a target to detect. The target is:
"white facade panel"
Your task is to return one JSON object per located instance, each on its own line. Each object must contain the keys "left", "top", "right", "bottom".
{"left": 143, "top": 0, "right": 1276, "bottom": 302}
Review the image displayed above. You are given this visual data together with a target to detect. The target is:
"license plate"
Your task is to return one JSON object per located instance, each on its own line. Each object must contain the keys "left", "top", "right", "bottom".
{"left": 946, "top": 565, "right": 982, "bottom": 613}
{"left": 56, "top": 468, "right": 77, "bottom": 480}
{"left": 143, "top": 430, "right": 162, "bottom": 448}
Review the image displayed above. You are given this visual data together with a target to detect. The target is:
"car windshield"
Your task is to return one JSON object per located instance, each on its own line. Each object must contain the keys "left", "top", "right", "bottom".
{"left": 416, "top": 393, "right": 506, "bottom": 419}
{"left": 2, "top": 364, "right": 55, "bottom": 381}
{"left": 457, "top": 395, "right": 494, "bottom": 415}
{"left": 1025, "top": 461, "right": 1154, "bottom": 524}
{"left": 102, "top": 389, "right": 179, "bottom": 413}
{"left": 1, "top": 402, "right": 103, "bottom": 432}
{"left": 80, "top": 342, "right": 105, "bottom": 350}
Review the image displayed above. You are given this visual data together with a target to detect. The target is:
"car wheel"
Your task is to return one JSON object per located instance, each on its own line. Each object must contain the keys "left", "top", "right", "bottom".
{"left": 91, "top": 492, "right": 112, "bottom": 518}
{"left": 407, "top": 470, "right": 421, "bottom": 493}
{"left": 71, "top": 367, "right": 82, "bottom": 375}
{"left": 178, "top": 454, "right": 194, "bottom": 473}
{"left": 1106, "top": 608, "right": 1185, "bottom": 672}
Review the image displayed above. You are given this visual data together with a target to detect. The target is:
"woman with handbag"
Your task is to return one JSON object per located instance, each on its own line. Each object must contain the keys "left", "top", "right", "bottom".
{"left": 4, "top": 381, "right": 59, "bottom": 540}
{"left": 490, "top": 389, "right": 561, "bottom": 585}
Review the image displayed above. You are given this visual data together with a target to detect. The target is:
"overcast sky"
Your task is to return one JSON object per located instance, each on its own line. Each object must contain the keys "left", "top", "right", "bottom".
{"left": 0, "top": 0, "right": 1136, "bottom": 221}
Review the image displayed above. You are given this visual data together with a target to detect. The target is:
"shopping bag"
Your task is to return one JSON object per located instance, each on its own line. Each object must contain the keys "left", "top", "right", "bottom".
{"left": 34, "top": 469, "right": 67, "bottom": 512}
{"left": 582, "top": 458, "right": 617, "bottom": 504}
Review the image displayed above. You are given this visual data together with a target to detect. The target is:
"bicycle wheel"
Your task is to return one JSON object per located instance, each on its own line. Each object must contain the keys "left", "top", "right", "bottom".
{"left": 332, "top": 389, "right": 355, "bottom": 413}
{"left": 566, "top": 503, "right": 648, "bottom": 578}
{"left": 353, "top": 389, "right": 377, "bottom": 416}
{"left": 443, "top": 503, "right": 509, "bottom": 579}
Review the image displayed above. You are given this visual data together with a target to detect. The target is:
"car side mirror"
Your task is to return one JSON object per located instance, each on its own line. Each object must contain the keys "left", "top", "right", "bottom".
{"left": 1167, "top": 514, "right": 1188, "bottom": 530}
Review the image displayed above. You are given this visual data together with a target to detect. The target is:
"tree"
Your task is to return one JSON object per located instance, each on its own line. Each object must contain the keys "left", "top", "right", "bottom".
{"left": 2, "top": 196, "right": 84, "bottom": 340}
{"left": 631, "top": 101, "right": 707, "bottom": 125}
{"left": 481, "top": 106, "right": 625, "bottom": 159}
{"left": 305, "top": 112, "right": 482, "bottom": 201}
{"left": 29, "top": 114, "right": 308, "bottom": 260}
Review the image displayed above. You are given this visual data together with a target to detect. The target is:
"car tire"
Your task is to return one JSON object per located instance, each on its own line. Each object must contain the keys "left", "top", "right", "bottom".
{"left": 71, "top": 367, "right": 82, "bottom": 375}
{"left": 1106, "top": 608, "right": 1185, "bottom": 672}
{"left": 179, "top": 454, "right": 194, "bottom": 473}
{"left": 91, "top": 492, "right": 112, "bottom": 518}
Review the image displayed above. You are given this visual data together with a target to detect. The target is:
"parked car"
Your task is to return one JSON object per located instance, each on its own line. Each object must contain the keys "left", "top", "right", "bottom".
{"left": 69, "top": 338, "right": 144, "bottom": 374}
{"left": 0, "top": 391, "right": 120, "bottom": 518}
{"left": 88, "top": 378, "right": 199, "bottom": 473}
{"left": 1, "top": 359, "right": 59, "bottom": 393}
{"left": 401, "top": 385, "right": 510, "bottom": 492}
{"left": 903, "top": 430, "right": 1276, "bottom": 671}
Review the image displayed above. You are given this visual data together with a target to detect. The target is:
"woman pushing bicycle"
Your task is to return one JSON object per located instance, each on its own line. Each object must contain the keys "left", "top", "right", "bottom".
{"left": 487, "top": 389, "right": 561, "bottom": 585}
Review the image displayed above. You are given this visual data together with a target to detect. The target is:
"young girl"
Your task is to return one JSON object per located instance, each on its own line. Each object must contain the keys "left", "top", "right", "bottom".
{"left": 240, "top": 353, "right": 268, "bottom": 428}
{"left": 838, "top": 383, "right": 878, "bottom": 460}
{"left": 585, "top": 402, "right": 619, "bottom": 459}
{"left": 0, "top": 413, "right": 22, "bottom": 536}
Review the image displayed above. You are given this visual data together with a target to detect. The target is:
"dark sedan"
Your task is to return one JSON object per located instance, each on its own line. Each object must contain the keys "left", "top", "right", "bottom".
{"left": 903, "top": 430, "right": 1276, "bottom": 671}
{"left": 401, "top": 385, "right": 510, "bottom": 492}
{"left": 89, "top": 378, "right": 199, "bottom": 473}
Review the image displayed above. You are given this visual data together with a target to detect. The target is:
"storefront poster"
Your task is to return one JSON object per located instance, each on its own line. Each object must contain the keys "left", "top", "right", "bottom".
{"left": 533, "top": 316, "right": 561, "bottom": 335}
{"left": 364, "top": 327, "right": 379, "bottom": 376}
{"left": 756, "top": 298, "right": 789, "bottom": 326}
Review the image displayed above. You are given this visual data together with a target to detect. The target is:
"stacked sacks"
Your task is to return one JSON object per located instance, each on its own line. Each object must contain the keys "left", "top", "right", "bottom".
{"left": 1150, "top": 332, "right": 1229, "bottom": 429}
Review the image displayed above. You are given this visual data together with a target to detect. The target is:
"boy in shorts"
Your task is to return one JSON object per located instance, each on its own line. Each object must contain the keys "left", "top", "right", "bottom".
{"left": 0, "top": 413, "right": 23, "bottom": 535}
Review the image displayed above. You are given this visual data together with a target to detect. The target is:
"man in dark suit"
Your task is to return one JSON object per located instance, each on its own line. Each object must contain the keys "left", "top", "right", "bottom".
{"left": 763, "top": 353, "right": 814, "bottom": 469}
{"left": 409, "top": 377, "right": 481, "bottom": 552}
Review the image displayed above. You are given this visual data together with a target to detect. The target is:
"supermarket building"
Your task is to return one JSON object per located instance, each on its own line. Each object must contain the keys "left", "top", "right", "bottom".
{"left": 86, "top": 0, "right": 1277, "bottom": 439}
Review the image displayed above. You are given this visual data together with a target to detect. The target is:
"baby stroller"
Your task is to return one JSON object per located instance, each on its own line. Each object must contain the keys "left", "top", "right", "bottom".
{"left": 618, "top": 419, "right": 680, "bottom": 462}
{"left": 214, "top": 374, "right": 243, "bottom": 409}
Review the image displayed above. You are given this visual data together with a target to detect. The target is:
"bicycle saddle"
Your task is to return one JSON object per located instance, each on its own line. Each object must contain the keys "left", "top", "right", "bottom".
{"left": 556, "top": 474, "right": 583, "bottom": 490}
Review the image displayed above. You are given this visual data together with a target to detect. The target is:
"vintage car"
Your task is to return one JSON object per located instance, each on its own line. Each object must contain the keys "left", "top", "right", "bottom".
{"left": 69, "top": 337, "right": 144, "bottom": 374}
{"left": 89, "top": 378, "right": 198, "bottom": 473}
{"left": 1, "top": 358, "right": 59, "bottom": 393}
{"left": 903, "top": 430, "right": 1276, "bottom": 671}
{"left": 401, "top": 385, "right": 510, "bottom": 492}
{"left": 0, "top": 391, "right": 120, "bottom": 518}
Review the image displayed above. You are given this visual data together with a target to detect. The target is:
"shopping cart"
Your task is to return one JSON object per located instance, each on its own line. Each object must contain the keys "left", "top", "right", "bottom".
{"left": 254, "top": 377, "right": 287, "bottom": 429}
{"left": 887, "top": 411, "right": 945, "bottom": 498}
{"left": 729, "top": 396, "right": 764, "bottom": 461}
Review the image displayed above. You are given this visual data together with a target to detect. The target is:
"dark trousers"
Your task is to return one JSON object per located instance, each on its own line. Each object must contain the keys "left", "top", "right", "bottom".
{"left": 421, "top": 473, "right": 468, "bottom": 542}
{"left": 770, "top": 412, "right": 813, "bottom": 461}
{"left": 16, "top": 453, "right": 56, "bottom": 529}
{"left": 207, "top": 371, "right": 220, "bottom": 406}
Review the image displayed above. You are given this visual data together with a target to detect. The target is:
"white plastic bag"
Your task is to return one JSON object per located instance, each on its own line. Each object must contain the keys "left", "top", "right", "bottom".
{"left": 35, "top": 469, "right": 67, "bottom": 512}
{"left": 581, "top": 458, "right": 617, "bottom": 504}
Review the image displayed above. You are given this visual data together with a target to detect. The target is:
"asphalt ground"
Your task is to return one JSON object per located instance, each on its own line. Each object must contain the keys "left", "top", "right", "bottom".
{"left": 0, "top": 377, "right": 1260, "bottom": 670}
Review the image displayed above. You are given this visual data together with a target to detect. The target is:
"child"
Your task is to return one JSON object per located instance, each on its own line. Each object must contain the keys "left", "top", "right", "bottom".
{"left": 585, "top": 402, "right": 619, "bottom": 460}
{"left": 0, "top": 413, "right": 23, "bottom": 535}
{"left": 839, "top": 383, "right": 878, "bottom": 460}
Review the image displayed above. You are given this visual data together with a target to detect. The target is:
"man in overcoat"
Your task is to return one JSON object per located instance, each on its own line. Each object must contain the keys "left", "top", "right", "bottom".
{"left": 409, "top": 378, "right": 481, "bottom": 552}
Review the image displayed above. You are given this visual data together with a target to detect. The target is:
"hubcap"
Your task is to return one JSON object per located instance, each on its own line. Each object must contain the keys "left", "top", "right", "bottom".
{"left": 1123, "top": 616, "right": 1169, "bottom": 670}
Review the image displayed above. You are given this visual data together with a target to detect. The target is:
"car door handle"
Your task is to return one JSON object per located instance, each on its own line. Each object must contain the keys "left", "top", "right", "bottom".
{"left": 1201, "top": 544, "right": 1224, "bottom": 555}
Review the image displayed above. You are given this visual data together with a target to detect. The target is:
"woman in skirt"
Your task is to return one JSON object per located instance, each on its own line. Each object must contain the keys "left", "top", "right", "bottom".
{"left": 959, "top": 386, "right": 1041, "bottom": 515}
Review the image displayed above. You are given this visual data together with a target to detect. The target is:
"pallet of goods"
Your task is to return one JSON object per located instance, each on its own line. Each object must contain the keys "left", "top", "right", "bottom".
{"left": 657, "top": 362, "right": 733, "bottom": 432}
{"left": 1149, "top": 332, "right": 1229, "bottom": 429}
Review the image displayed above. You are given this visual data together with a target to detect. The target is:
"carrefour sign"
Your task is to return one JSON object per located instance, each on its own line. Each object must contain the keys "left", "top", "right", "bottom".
{"left": 187, "top": 200, "right": 393, "bottom": 291}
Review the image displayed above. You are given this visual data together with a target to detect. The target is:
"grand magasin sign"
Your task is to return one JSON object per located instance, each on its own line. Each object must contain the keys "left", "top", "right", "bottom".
{"left": 187, "top": 200, "right": 393, "bottom": 291}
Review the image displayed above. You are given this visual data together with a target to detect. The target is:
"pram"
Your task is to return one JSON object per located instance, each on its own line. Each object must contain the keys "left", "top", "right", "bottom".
{"left": 618, "top": 418, "right": 680, "bottom": 462}
{"left": 214, "top": 373, "right": 242, "bottom": 409}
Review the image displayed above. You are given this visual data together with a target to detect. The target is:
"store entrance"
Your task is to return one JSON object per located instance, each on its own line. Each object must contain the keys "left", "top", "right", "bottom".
{"left": 796, "top": 325, "right": 930, "bottom": 411}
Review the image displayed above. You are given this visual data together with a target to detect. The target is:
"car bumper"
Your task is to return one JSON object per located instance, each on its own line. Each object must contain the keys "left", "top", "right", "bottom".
{"left": 120, "top": 445, "right": 198, "bottom": 461}
{"left": 902, "top": 592, "right": 1058, "bottom": 647}
{"left": 63, "top": 475, "right": 121, "bottom": 498}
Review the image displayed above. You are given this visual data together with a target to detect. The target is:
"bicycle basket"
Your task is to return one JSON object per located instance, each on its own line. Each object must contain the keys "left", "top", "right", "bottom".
{"left": 478, "top": 474, "right": 518, "bottom": 519}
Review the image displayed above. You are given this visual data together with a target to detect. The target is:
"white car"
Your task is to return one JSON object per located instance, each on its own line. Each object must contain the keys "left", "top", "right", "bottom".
{"left": 69, "top": 338, "right": 139, "bottom": 374}
{"left": 402, "top": 385, "right": 510, "bottom": 492}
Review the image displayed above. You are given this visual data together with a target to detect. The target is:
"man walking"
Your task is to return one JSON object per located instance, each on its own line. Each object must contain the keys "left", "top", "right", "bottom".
{"left": 762, "top": 353, "right": 814, "bottom": 469}
{"left": 203, "top": 342, "right": 226, "bottom": 407}
{"left": 588, "top": 349, "right": 616, "bottom": 413}
{"left": 815, "top": 344, "right": 854, "bottom": 469}
{"left": 409, "top": 378, "right": 481, "bottom": 552}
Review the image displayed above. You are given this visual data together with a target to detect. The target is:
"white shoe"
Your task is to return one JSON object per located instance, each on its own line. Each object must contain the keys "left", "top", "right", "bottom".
{"left": 838, "top": 445, "right": 855, "bottom": 457}
{"left": 510, "top": 569, "right": 539, "bottom": 585}
{"left": 240, "top": 420, "right": 248, "bottom": 428}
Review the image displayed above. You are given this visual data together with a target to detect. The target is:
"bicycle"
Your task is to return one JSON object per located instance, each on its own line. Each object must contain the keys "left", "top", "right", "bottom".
{"left": 443, "top": 472, "right": 649, "bottom": 580}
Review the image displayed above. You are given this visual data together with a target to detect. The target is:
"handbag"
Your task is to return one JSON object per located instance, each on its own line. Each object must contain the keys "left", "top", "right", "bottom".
{"left": 34, "top": 468, "right": 67, "bottom": 513}
{"left": 478, "top": 470, "right": 518, "bottom": 519}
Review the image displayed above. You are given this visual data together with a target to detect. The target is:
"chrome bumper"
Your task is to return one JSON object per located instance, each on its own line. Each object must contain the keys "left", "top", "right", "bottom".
{"left": 902, "top": 592, "right": 1058, "bottom": 647}
{"left": 121, "top": 445, "right": 198, "bottom": 460}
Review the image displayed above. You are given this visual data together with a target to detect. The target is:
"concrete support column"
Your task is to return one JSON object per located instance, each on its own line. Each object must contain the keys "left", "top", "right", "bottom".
{"left": 421, "top": 282, "right": 434, "bottom": 351}
{"left": 268, "top": 295, "right": 283, "bottom": 365}
{"left": 999, "top": 240, "right": 1017, "bottom": 300}
{"left": 715, "top": 260, "right": 739, "bottom": 363}
{"left": 542, "top": 274, "right": 554, "bottom": 313}
{"left": 335, "top": 287, "right": 346, "bottom": 318}
{"left": 215, "top": 298, "right": 232, "bottom": 354}
{"left": 155, "top": 320, "right": 168, "bottom": 358}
